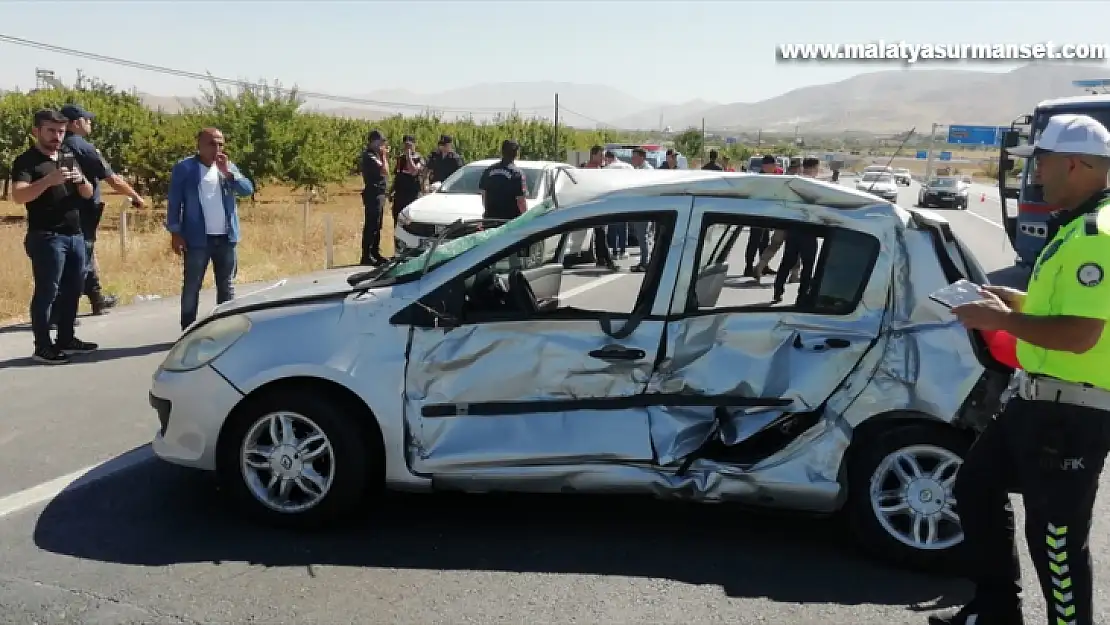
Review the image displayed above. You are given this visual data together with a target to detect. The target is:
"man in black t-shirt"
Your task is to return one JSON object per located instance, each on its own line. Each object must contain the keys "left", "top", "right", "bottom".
{"left": 479, "top": 140, "right": 528, "bottom": 224}
{"left": 11, "top": 109, "right": 99, "bottom": 364}
{"left": 360, "top": 129, "right": 389, "bottom": 265}
{"left": 425, "top": 134, "right": 465, "bottom": 186}
{"left": 658, "top": 149, "right": 679, "bottom": 170}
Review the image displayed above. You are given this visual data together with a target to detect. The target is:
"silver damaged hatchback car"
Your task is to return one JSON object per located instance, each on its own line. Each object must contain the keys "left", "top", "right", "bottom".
{"left": 149, "top": 170, "right": 1013, "bottom": 571}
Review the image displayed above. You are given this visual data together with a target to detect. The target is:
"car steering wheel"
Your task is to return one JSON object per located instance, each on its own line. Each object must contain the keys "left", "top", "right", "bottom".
{"left": 507, "top": 270, "right": 540, "bottom": 315}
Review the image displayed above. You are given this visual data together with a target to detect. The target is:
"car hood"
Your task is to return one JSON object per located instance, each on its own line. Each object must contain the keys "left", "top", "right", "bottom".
{"left": 209, "top": 270, "right": 360, "bottom": 316}
{"left": 405, "top": 193, "right": 542, "bottom": 224}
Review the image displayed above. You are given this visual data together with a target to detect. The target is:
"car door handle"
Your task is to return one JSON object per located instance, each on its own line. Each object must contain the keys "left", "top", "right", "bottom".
{"left": 793, "top": 336, "right": 852, "bottom": 351}
{"left": 588, "top": 346, "right": 646, "bottom": 361}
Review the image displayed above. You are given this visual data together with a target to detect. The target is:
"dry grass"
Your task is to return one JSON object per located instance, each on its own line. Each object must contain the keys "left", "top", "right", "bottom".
{"left": 0, "top": 178, "right": 392, "bottom": 325}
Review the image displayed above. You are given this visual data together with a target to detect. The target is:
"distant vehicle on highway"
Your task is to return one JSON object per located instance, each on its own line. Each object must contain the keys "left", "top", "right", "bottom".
{"left": 892, "top": 168, "right": 912, "bottom": 186}
{"left": 917, "top": 177, "right": 970, "bottom": 210}
{"left": 998, "top": 94, "right": 1110, "bottom": 267}
{"left": 148, "top": 170, "right": 1011, "bottom": 573}
{"left": 855, "top": 171, "right": 899, "bottom": 203}
{"left": 604, "top": 144, "right": 689, "bottom": 169}
{"left": 394, "top": 159, "right": 595, "bottom": 267}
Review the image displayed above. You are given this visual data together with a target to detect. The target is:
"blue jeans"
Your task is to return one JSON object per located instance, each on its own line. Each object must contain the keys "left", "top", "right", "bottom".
{"left": 630, "top": 222, "right": 651, "bottom": 266}
{"left": 181, "top": 235, "right": 237, "bottom": 330}
{"left": 607, "top": 222, "right": 628, "bottom": 253}
{"left": 25, "top": 231, "right": 86, "bottom": 349}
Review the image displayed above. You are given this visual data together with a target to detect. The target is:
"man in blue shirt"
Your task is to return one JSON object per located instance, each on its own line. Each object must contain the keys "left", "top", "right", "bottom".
{"left": 166, "top": 127, "right": 254, "bottom": 331}
{"left": 59, "top": 104, "right": 146, "bottom": 315}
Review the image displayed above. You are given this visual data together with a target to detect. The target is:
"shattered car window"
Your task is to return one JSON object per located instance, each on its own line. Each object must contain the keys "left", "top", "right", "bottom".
{"left": 383, "top": 199, "right": 558, "bottom": 279}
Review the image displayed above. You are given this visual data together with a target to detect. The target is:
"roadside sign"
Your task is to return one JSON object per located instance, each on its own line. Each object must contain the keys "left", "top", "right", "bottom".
{"left": 725, "top": 137, "right": 737, "bottom": 145}
{"left": 939, "top": 151, "right": 952, "bottom": 161}
{"left": 916, "top": 150, "right": 927, "bottom": 159}
{"left": 947, "top": 125, "right": 1007, "bottom": 146}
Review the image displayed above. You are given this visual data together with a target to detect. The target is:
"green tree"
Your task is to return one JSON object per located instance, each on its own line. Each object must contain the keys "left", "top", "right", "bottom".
{"left": 674, "top": 127, "right": 704, "bottom": 159}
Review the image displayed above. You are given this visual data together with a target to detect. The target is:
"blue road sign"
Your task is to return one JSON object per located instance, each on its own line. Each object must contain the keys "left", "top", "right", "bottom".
{"left": 725, "top": 137, "right": 737, "bottom": 145}
{"left": 940, "top": 151, "right": 952, "bottom": 161}
{"left": 916, "top": 150, "right": 927, "bottom": 159}
{"left": 947, "top": 125, "right": 1007, "bottom": 146}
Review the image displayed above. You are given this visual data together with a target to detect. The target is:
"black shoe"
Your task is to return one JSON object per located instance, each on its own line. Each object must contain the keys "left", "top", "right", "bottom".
{"left": 772, "top": 291, "right": 784, "bottom": 303}
{"left": 57, "top": 337, "right": 98, "bottom": 354}
{"left": 763, "top": 267, "right": 777, "bottom": 276}
{"left": 32, "top": 345, "right": 70, "bottom": 365}
{"left": 91, "top": 294, "right": 118, "bottom": 315}
{"left": 631, "top": 264, "right": 645, "bottom": 273}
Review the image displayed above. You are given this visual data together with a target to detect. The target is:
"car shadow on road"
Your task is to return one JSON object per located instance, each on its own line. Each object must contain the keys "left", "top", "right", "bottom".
{"left": 0, "top": 341, "right": 175, "bottom": 368}
{"left": 32, "top": 452, "right": 969, "bottom": 610}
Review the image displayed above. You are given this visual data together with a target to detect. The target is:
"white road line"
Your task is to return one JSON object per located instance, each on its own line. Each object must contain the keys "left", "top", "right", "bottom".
{"left": 560, "top": 272, "right": 627, "bottom": 299}
{"left": 0, "top": 445, "right": 154, "bottom": 520}
{"left": 963, "top": 208, "right": 1004, "bottom": 229}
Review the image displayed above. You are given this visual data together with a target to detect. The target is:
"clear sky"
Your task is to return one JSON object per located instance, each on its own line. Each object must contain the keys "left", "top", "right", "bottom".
{"left": 1, "top": 0, "right": 1108, "bottom": 108}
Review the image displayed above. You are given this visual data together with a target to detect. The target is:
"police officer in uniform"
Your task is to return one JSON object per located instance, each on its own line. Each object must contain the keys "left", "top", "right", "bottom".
{"left": 478, "top": 140, "right": 528, "bottom": 226}
{"left": 932, "top": 114, "right": 1110, "bottom": 625}
{"left": 360, "top": 130, "right": 389, "bottom": 265}
{"left": 59, "top": 104, "right": 145, "bottom": 315}
{"left": 425, "top": 134, "right": 465, "bottom": 186}
{"left": 771, "top": 157, "right": 821, "bottom": 304}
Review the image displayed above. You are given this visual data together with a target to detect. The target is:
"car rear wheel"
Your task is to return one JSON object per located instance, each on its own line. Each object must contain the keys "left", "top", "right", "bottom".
{"left": 846, "top": 422, "right": 970, "bottom": 572}
{"left": 216, "top": 389, "right": 379, "bottom": 528}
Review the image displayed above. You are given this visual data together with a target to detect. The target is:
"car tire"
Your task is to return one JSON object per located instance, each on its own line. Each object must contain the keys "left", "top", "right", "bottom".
{"left": 845, "top": 422, "right": 972, "bottom": 573}
{"left": 215, "top": 388, "right": 382, "bottom": 529}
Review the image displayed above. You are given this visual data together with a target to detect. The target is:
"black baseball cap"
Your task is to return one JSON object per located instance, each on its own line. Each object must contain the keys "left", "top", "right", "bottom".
{"left": 665, "top": 148, "right": 675, "bottom": 156}
{"left": 402, "top": 134, "right": 415, "bottom": 143}
{"left": 60, "top": 104, "right": 94, "bottom": 121}
{"left": 438, "top": 134, "right": 453, "bottom": 145}
{"left": 368, "top": 129, "right": 384, "bottom": 142}
{"left": 501, "top": 139, "right": 519, "bottom": 151}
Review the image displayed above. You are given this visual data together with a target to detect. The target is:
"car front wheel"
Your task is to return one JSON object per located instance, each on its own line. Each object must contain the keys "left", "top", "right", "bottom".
{"left": 846, "top": 422, "right": 970, "bottom": 572}
{"left": 216, "top": 388, "right": 379, "bottom": 528}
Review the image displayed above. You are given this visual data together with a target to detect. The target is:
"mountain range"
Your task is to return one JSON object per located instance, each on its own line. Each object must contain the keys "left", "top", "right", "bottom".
{"left": 134, "top": 63, "right": 1108, "bottom": 134}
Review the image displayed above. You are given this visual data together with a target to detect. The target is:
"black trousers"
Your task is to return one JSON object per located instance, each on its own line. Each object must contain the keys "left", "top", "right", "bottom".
{"left": 773, "top": 233, "right": 817, "bottom": 301}
{"left": 392, "top": 190, "right": 419, "bottom": 222}
{"left": 745, "top": 227, "right": 770, "bottom": 267}
{"left": 361, "top": 191, "right": 386, "bottom": 262}
{"left": 956, "top": 394, "right": 1110, "bottom": 624}
{"left": 592, "top": 226, "right": 613, "bottom": 266}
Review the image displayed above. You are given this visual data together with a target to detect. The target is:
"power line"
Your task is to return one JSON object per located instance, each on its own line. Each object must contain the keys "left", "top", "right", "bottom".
{"left": 0, "top": 33, "right": 548, "bottom": 115}
{"left": 557, "top": 105, "right": 617, "bottom": 129}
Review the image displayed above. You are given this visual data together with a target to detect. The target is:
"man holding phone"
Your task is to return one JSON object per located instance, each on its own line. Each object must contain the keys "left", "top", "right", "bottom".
{"left": 360, "top": 129, "right": 389, "bottom": 266}
{"left": 10, "top": 109, "right": 98, "bottom": 364}
{"left": 166, "top": 127, "right": 254, "bottom": 331}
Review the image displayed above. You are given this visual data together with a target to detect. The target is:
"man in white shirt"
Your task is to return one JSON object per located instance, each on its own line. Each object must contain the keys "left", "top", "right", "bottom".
{"left": 166, "top": 128, "right": 254, "bottom": 331}
{"left": 603, "top": 150, "right": 634, "bottom": 170}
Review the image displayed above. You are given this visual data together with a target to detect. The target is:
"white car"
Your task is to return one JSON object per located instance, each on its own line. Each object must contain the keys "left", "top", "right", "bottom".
{"left": 855, "top": 172, "right": 900, "bottom": 203}
{"left": 395, "top": 159, "right": 589, "bottom": 263}
{"left": 892, "top": 168, "right": 912, "bottom": 186}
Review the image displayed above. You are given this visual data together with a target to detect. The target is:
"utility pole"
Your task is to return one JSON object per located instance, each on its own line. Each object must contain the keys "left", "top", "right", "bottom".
{"left": 701, "top": 118, "right": 706, "bottom": 161}
{"left": 924, "top": 122, "right": 941, "bottom": 182}
{"left": 553, "top": 92, "right": 559, "bottom": 161}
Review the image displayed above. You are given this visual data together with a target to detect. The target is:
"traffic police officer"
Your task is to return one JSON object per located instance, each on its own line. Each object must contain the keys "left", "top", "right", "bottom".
{"left": 479, "top": 140, "right": 528, "bottom": 226}
{"left": 426, "top": 134, "right": 465, "bottom": 186}
{"left": 933, "top": 114, "right": 1110, "bottom": 625}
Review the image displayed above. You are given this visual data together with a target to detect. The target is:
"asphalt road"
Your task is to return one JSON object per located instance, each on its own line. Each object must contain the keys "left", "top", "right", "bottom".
{"left": 0, "top": 179, "right": 1085, "bottom": 625}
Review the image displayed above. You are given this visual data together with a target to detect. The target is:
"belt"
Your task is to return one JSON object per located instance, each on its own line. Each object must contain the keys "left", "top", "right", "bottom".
{"left": 1010, "top": 369, "right": 1110, "bottom": 411}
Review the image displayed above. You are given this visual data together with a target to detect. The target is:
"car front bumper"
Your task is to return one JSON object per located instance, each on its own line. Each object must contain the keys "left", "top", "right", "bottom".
{"left": 150, "top": 363, "right": 245, "bottom": 471}
{"left": 921, "top": 194, "right": 963, "bottom": 206}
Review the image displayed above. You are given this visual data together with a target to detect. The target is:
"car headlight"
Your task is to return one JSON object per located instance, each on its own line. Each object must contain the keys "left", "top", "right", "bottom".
{"left": 161, "top": 315, "right": 251, "bottom": 372}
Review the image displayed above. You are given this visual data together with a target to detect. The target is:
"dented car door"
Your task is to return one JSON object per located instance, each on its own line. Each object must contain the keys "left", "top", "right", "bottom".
{"left": 647, "top": 195, "right": 893, "bottom": 465}
{"left": 399, "top": 199, "right": 697, "bottom": 475}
